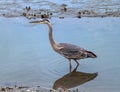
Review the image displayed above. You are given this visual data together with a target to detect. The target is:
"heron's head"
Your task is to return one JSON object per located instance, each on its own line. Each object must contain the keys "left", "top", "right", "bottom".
{"left": 30, "top": 19, "right": 50, "bottom": 24}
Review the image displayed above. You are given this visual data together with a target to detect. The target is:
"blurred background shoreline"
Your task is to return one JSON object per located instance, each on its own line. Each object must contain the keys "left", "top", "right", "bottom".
{"left": 0, "top": 0, "right": 120, "bottom": 19}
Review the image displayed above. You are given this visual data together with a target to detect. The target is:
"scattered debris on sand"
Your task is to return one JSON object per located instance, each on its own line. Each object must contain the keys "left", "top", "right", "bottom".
{"left": 0, "top": 85, "right": 80, "bottom": 92}
{"left": 0, "top": 1, "right": 120, "bottom": 19}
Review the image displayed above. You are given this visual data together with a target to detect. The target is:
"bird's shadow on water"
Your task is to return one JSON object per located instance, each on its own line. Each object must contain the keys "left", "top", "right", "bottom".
{"left": 53, "top": 65, "right": 98, "bottom": 91}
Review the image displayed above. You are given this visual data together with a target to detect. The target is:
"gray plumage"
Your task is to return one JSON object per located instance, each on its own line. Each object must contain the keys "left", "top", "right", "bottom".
{"left": 58, "top": 43, "right": 97, "bottom": 60}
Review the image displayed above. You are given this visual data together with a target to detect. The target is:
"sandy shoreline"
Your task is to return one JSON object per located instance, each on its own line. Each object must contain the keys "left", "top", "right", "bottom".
{"left": 0, "top": 0, "right": 120, "bottom": 19}
{"left": 0, "top": 85, "right": 80, "bottom": 92}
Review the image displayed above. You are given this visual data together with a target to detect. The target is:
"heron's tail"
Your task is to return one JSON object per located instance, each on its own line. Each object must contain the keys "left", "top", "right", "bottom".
{"left": 86, "top": 51, "right": 97, "bottom": 58}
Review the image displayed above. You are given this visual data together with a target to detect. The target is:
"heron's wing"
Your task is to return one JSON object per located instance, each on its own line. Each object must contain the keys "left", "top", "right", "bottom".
{"left": 58, "top": 43, "right": 86, "bottom": 59}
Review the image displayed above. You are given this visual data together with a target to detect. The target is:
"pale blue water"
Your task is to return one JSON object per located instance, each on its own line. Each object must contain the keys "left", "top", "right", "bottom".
{"left": 0, "top": 17, "right": 120, "bottom": 92}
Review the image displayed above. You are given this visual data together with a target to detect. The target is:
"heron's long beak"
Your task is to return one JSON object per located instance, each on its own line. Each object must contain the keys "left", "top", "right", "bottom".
{"left": 29, "top": 20, "right": 40, "bottom": 23}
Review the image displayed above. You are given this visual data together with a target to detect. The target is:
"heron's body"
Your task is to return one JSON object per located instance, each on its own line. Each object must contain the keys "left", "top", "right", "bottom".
{"left": 57, "top": 43, "right": 96, "bottom": 60}
{"left": 30, "top": 19, "right": 97, "bottom": 69}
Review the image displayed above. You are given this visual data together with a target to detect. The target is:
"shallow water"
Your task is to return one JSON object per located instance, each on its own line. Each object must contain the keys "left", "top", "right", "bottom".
{"left": 0, "top": 17, "right": 120, "bottom": 92}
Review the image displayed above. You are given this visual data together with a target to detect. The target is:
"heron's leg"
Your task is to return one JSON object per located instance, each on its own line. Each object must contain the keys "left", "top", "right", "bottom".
{"left": 74, "top": 59, "right": 79, "bottom": 68}
{"left": 73, "top": 63, "right": 79, "bottom": 72}
{"left": 68, "top": 59, "right": 72, "bottom": 72}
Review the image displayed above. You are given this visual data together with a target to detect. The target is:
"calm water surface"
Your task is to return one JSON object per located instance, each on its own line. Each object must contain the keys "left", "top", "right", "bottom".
{"left": 0, "top": 17, "right": 120, "bottom": 92}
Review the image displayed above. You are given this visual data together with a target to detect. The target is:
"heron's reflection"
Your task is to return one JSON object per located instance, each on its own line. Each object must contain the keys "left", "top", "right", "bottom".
{"left": 53, "top": 65, "right": 98, "bottom": 90}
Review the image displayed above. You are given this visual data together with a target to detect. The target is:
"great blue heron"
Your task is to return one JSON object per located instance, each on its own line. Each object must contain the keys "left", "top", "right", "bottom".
{"left": 30, "top": 19, "right": 97, "bottom": 70}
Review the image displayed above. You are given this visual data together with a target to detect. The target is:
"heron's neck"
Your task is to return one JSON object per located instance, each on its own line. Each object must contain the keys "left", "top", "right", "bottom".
{"left": 46, "top": 22, "right": 57, "bottom": 50}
